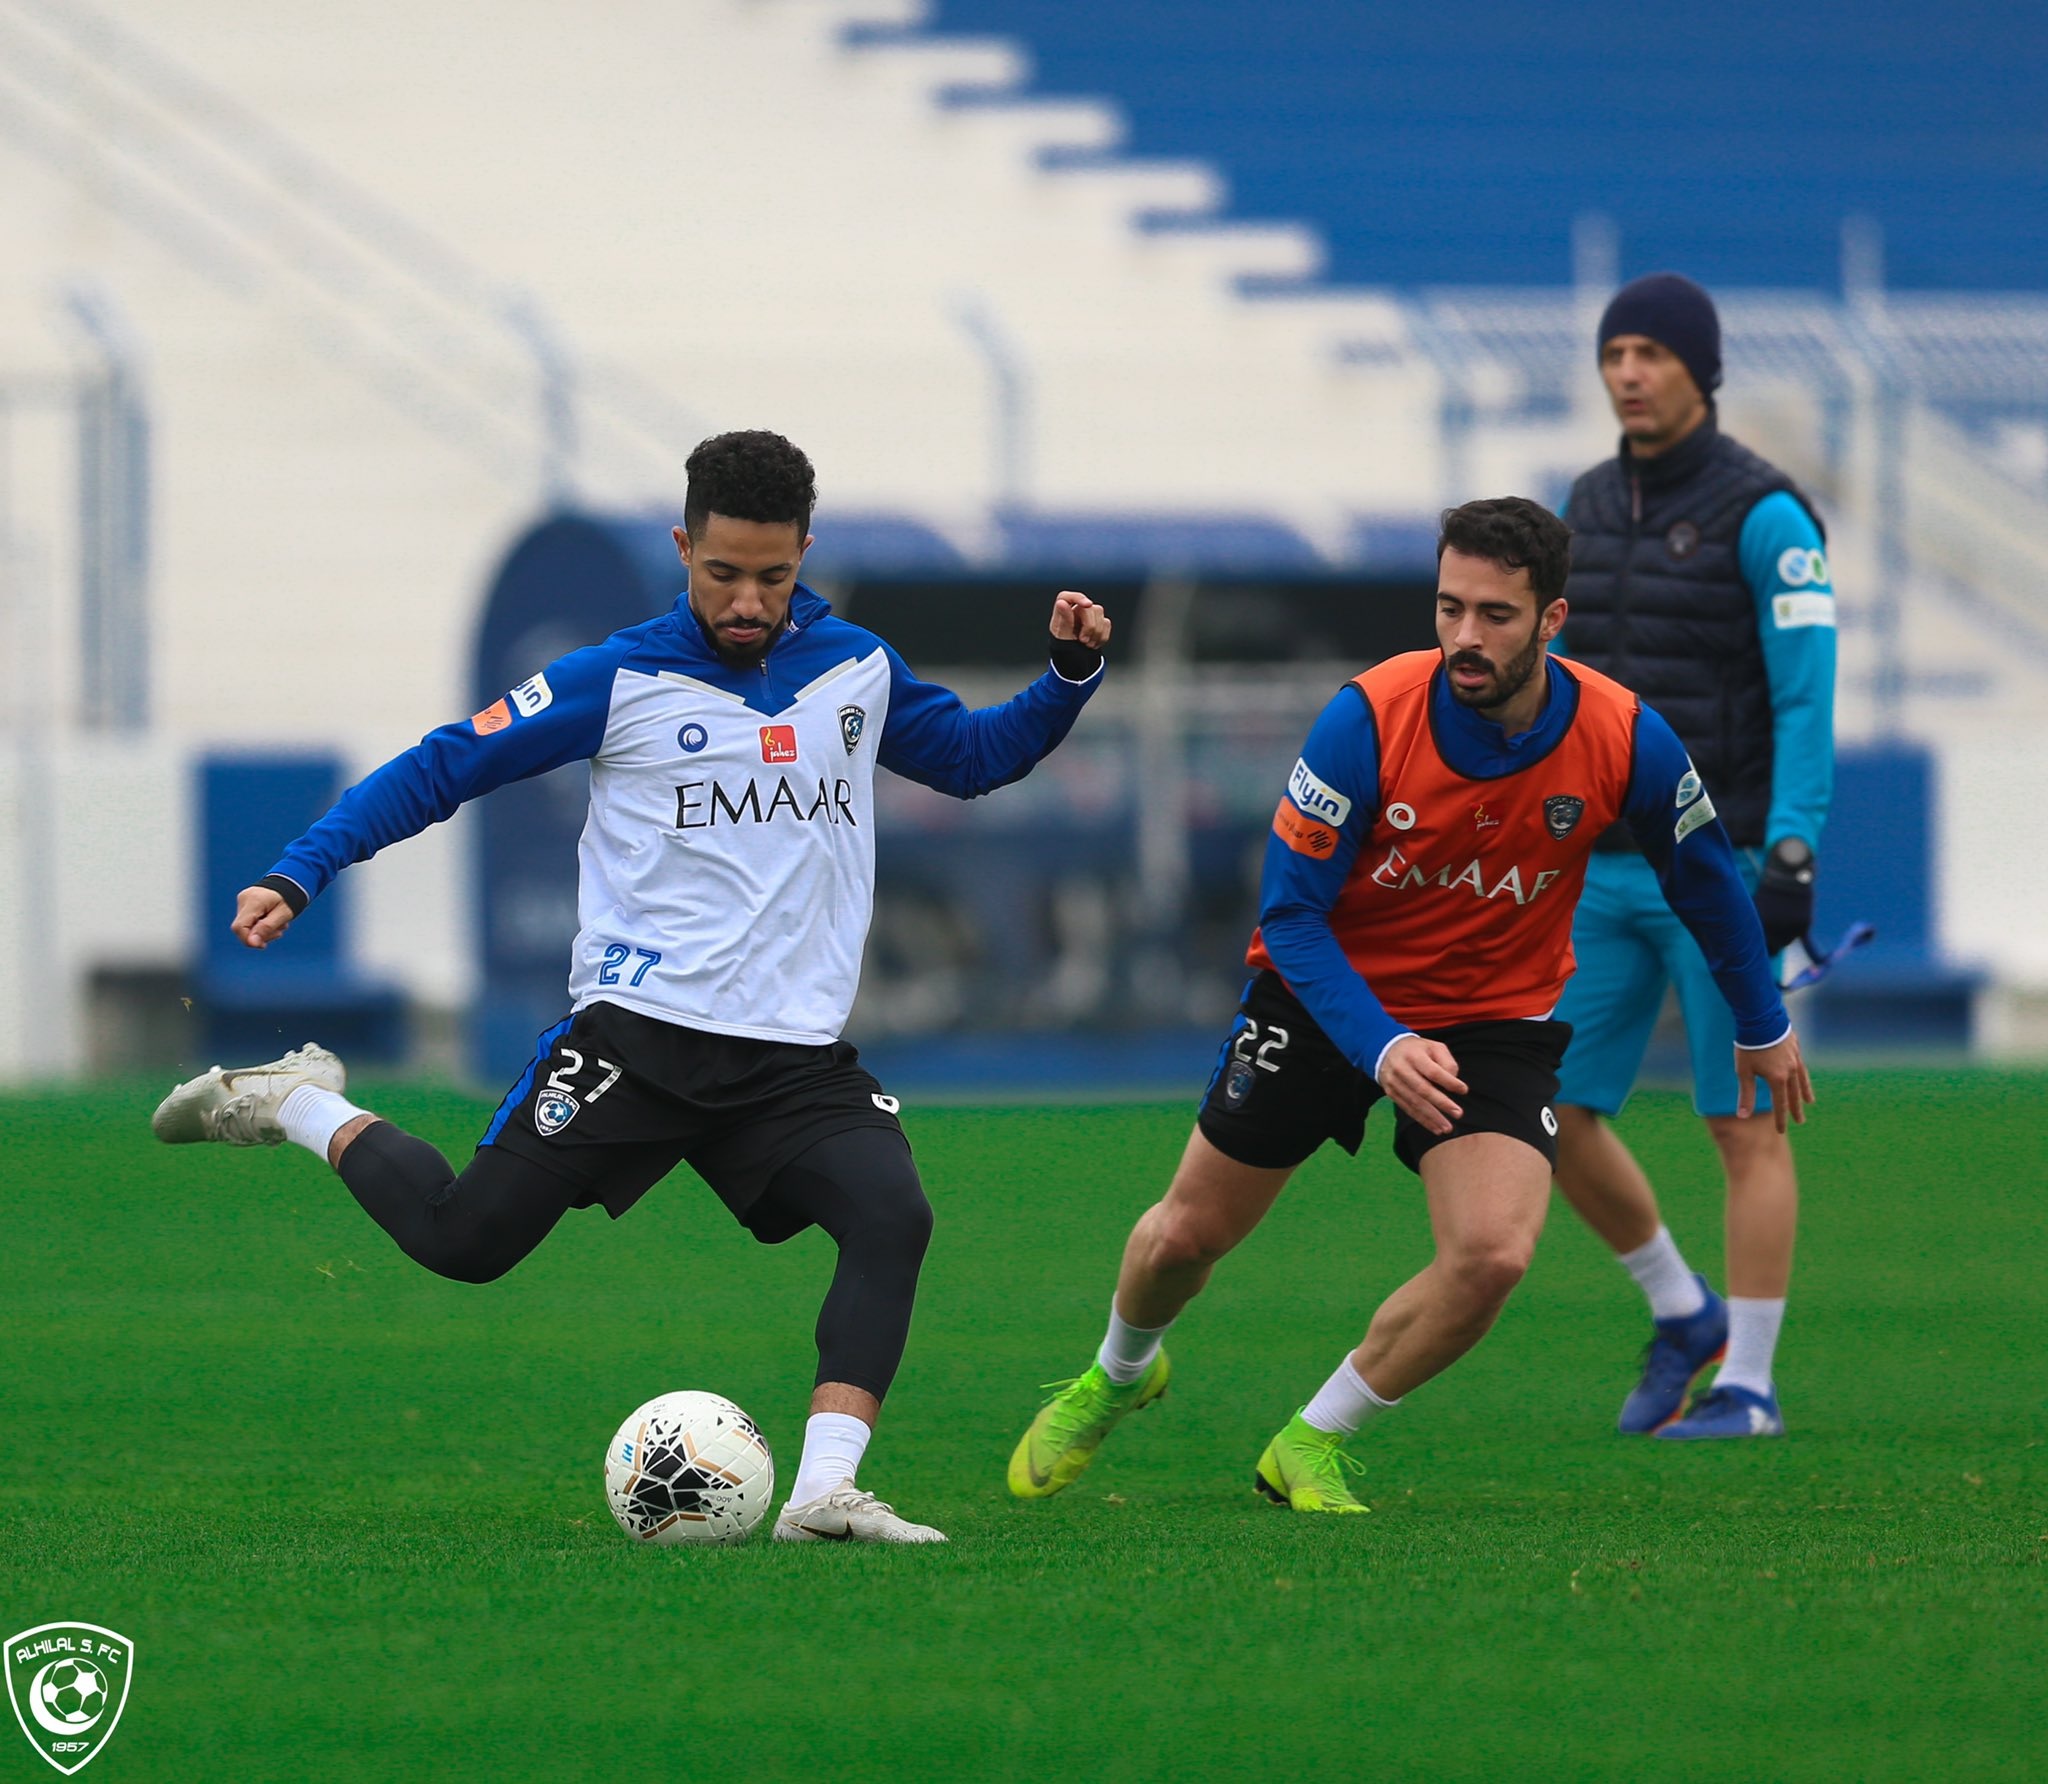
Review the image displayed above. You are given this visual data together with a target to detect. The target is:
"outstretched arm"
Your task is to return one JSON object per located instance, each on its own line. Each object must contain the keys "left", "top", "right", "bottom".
{"left": 877, "top": 590, "right": 1111, "bottom": 798}
{"left": 234, "top": 643, "right": 621, "bottom": 950}
{"left": 1623, "top": 702, "right": 1813, "bottom": 1130}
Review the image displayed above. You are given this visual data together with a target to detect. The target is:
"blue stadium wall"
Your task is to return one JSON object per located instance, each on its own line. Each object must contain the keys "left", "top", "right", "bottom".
{"left": 934, "top": 0, "right": 2048, "bottom": 292}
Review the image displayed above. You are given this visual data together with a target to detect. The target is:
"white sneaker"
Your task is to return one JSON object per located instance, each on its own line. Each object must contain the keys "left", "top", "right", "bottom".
{"left": 150, "top": 1044, "right": 347, "bottom": 1147}
{"left": 772, "top": 1486, "right": 948, "bottom": 1545}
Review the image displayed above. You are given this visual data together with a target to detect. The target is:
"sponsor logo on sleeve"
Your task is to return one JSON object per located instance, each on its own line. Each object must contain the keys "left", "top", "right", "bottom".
{"left": 1272, "top": 798, "right": 1339, "bottom": 860}
{"left": 1772, "top": 592, "right": 1837, "bottom": 630}
{"left": 1776, "top": 547, "right": 1829, "bottom": 589}
{"left": 1674, "top": 789, "right": 1718, "bottom": 843}
{"left": 759, "top": 725, "right": 799, "bottom": 764}
{"left": 1676, "top": 767, "right": 1703, "bottom": 807}
{"left": 510, "top": 672, "right": 553, "bottom": 717}
{"left": 1286, "top": 758, "right": 1353, "bottom": 827}
{"left": 470, "top": 699, "right": 512, "bottom": 736}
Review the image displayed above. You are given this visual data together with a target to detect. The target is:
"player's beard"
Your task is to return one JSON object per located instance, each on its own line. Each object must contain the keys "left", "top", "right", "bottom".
{"left": 1446, "top": 630, "right": 1543, "bottom": 714}
{"left": 703, "top": 615, "right": 787, "bottom": 669}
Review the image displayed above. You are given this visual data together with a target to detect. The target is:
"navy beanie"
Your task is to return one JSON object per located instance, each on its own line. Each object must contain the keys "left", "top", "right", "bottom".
{"left": 1597, "top": 273, "right": 1722, "bottom": 397}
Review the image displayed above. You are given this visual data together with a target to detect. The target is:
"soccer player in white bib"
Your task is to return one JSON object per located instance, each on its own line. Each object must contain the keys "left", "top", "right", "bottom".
{"left": 153, "top": 430, "right": 1112, "bottom": 1545}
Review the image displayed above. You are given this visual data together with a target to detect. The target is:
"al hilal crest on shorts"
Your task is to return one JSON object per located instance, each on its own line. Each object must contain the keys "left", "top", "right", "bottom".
{"left": 536, "top": 1090, "right": 580, "bottom": 1135}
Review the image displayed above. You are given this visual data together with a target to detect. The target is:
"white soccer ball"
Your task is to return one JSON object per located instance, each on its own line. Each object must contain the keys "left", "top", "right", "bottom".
{"left": 604, "top": 1391, "right": 775, "bottom": 1546}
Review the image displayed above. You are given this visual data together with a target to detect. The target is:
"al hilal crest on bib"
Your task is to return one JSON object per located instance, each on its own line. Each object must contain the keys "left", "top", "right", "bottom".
{"left": 7, "top": 1623, "right": 135, "bottom": 1776}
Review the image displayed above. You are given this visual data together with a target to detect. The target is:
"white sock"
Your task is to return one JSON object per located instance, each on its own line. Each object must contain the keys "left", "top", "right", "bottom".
{"left": 1714, "top": 1298, "right": 1786, "bottom": 1398}
{"left": 1617, "top": 1226, "right": 1707, "bottom": 1321}
{"left": 278, "top": 1085, "right": 368, "bottom": 1161}
{"left": 1097, "top": 1300, "right": 1171, "bottom": 1385}
{"left": 1300, "top": 1357, "right": 1399, "bottom": 1437}
{"left": 787, "top": 1412, "right": 871, "bottom": 1506}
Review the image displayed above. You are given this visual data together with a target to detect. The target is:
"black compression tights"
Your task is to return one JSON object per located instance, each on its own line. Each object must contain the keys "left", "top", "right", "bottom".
{"left": 335, "top": 1122, "right": 933, "bottom": 1400}
{"left": 764, "top": 1126, "right": 934, "bottom": 1401}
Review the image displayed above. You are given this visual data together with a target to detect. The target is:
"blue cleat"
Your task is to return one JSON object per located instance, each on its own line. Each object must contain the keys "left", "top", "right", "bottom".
{"left": 1656, "top": 1383, "right": 1784, "bottom": 1440}
{"left": 1616, "top": 1277, "right": 1728, "bottom": 1433}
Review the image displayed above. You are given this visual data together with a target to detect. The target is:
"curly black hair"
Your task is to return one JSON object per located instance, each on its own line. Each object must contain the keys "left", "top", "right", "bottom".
{"left": 682, "top": 430, "right": 817, "bottom": 540}
{"left": 1437, "top": 496, "right": 1572, "bottom": 605}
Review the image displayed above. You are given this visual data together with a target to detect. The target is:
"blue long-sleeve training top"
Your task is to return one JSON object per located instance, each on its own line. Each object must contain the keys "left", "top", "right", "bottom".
{"left": 1256, "top": 656, "right": 1791, "bottom": 1078}
{"left": 265, "top": 584, "right": 1103, "bottom": 1046}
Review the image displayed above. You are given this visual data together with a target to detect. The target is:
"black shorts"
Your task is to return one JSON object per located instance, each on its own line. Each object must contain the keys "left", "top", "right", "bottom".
{"left": 480, "top": 1000, "right": 906, "bottom": 1233}
{"left": 1196, "top": 972, "right": 1570, "bottom": 1176}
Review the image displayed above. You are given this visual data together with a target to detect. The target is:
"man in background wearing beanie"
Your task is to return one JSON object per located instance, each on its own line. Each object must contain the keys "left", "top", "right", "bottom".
{"left": 1551, "top": 273, "right": 1835, "bottom": 1440}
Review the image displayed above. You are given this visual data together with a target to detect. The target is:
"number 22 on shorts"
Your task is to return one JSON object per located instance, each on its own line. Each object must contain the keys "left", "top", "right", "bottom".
{"left": 1231, "top": 1019, "right": 1291, "bottom": 1075}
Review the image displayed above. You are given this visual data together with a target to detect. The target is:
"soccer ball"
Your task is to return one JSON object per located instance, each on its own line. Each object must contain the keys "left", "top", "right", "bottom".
{"left": 604, "top": 1391, "right": 774, "bottom": 1545}
{"left": 41, "top": 1658, "right": 107, "bottom": 1726}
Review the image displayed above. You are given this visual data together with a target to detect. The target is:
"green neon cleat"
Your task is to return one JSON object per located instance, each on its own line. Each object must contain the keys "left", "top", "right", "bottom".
{"left": 1254, "top": 1412, "right": 1371, "bottom": 1514}
{"left": 1008, "top": 1353, "right": 1170, "bottom": 1499}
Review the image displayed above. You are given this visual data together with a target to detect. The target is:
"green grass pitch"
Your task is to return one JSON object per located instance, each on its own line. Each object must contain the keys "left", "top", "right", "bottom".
{"left": 3, "top": 1070, "right": 2044, "bottom": 1780}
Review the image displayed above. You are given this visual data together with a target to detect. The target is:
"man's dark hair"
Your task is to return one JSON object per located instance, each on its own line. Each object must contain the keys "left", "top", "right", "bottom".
{"left": 1437, "top": 496, "right": 1572, "bottom": 606}
{"left": 682, "top": 430, "right": 817, "bottom": 540}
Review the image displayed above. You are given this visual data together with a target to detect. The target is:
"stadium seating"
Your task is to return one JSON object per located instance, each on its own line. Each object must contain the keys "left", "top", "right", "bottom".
{"left": 197, "top": 756, "right": 408, "bottom": 1063}
{"left": 930, "top": 0, "right": 2048, "bottom": 293}
{"left": 1805, "top": 744, "right": 1981, "bottom": 1050}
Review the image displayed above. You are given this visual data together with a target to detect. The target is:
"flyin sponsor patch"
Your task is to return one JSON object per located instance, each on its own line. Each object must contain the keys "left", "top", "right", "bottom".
{"left": 510, "top": 673, "right": 554, "bottom": 717}
{"left": 470, "top": 699, "right": 511, "bottom": 736}
{"left": 1286, "top": 758, "right": 1353, "bottom": 827}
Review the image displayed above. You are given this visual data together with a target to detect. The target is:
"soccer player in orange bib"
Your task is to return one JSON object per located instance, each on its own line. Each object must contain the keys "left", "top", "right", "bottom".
{"left": 1009, "top": 496, "right": 1812, "bottom": 1512}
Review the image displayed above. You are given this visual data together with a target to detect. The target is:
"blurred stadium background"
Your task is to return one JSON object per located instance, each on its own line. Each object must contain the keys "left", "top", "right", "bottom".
{"left": 4, "top": 0, "right": 2047, "bottom": 1094}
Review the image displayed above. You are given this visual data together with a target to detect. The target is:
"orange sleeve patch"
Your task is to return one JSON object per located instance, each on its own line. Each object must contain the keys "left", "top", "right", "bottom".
{"left": 470, "top": 698, "right": 512, "bottom": 736}
{"left": 1272, "top": 797, "right": 1339, "bottom": 859}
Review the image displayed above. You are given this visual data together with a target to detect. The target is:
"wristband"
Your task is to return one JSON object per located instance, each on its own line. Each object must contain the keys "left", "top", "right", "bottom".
{"left": 1049, "top": 634, "right": 1104, "bottom": 682}
{"left": 260, "top": 874, "right": 310, "bottom": 917}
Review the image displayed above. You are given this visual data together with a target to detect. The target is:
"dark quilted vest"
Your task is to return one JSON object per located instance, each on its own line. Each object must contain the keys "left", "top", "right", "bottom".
{"left": 1562, "top": 416, "right": 1821, "bottom": 850}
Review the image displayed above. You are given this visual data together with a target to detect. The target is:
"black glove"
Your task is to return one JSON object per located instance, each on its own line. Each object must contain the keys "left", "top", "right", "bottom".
{"left": 1049, "top": 632, "right": 1104, "bottom": 682}
{"left": 1752, "top": 838, "right": 1816, "bottom": 955}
